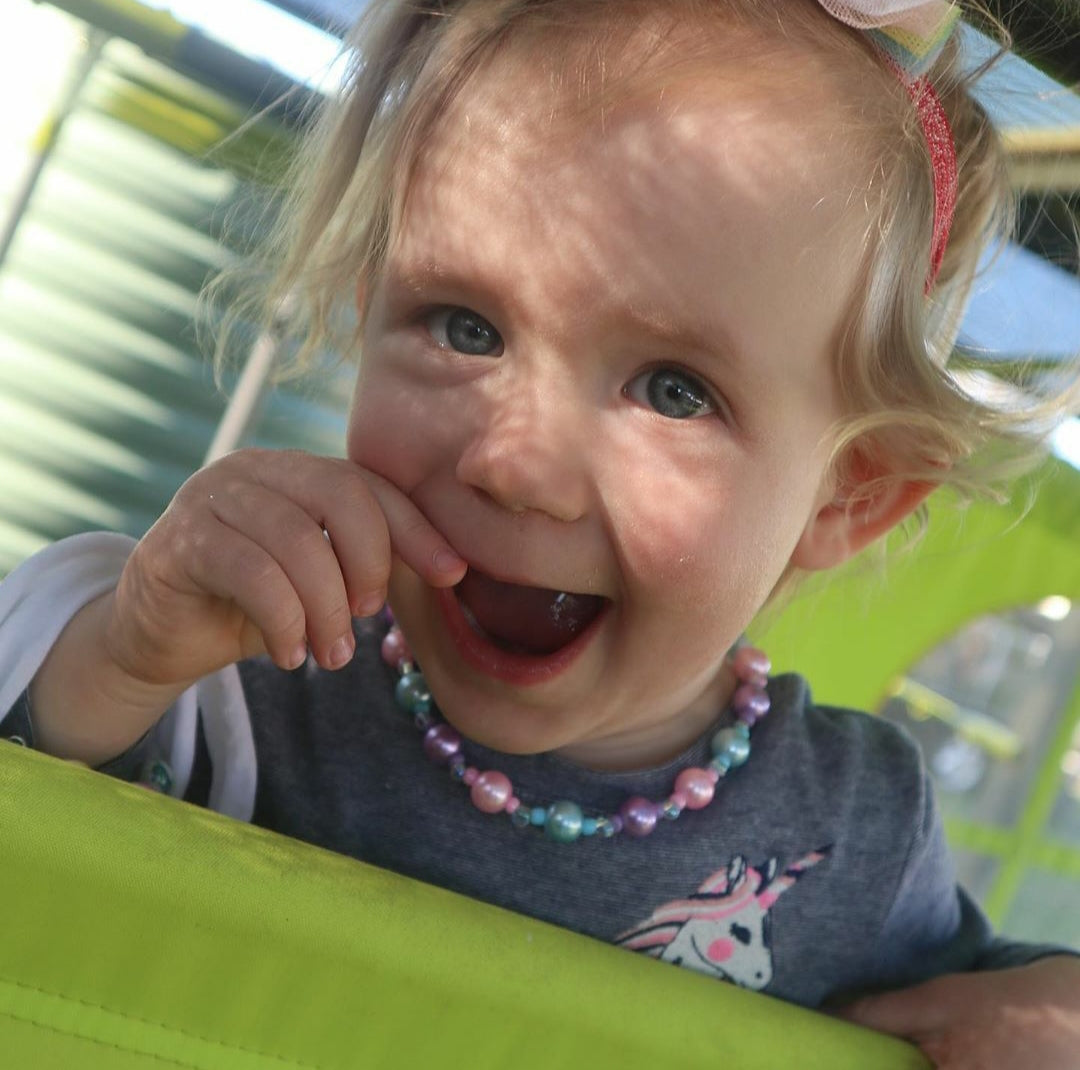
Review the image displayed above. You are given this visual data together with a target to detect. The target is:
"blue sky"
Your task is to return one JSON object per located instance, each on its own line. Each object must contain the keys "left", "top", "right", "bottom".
{"left": 143, "top": 0, "right": 344, "bottom": 88}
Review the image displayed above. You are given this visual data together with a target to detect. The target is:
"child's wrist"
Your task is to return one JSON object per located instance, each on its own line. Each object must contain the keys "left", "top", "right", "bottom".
{"left": 29, "top": 593, "right": 188, "bottom": 765}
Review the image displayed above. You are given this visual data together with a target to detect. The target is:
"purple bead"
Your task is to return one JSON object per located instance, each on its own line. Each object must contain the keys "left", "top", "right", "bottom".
{"left": 619, "top": 796, "right": 659, "bottom": 838}
{"left": 423, "top": 723, "right": 462, "bottom": 764}
{"left": 733, "top": 683, "right": 770, "bottom": 719}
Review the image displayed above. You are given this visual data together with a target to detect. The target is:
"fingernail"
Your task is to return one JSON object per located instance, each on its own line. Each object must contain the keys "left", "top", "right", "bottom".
{"left": 434, "top": 548, "right": 465, "bottom": 573}
{"left": 328, "top": 636, "right": 354, "bottom": 669}
{"left": 355, "top": 594, "right": 385, "bottom": 618}
{"left": 288, "top": 643, "right": 308, "bottom": 670}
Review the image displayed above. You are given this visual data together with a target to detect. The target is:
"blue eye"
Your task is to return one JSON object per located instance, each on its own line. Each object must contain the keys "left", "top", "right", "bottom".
{"left": 426, "top": 307, "right": 503, "bottom": 356}
{"left": 626, "top": 369, "right": 716, "bottom": 420}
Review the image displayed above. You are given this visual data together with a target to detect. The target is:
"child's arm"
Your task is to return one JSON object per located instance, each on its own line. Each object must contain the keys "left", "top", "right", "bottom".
{"left": 838, "top": 955, "right": 1080, "bottom": 1069}
{"left": 24, "top": 449, "right": 465, "bottom": 767}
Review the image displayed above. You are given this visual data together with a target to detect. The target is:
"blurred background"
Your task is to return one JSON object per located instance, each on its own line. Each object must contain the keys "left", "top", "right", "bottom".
{"left": 0, "top": 0, "right": 1078, "bottom": 944}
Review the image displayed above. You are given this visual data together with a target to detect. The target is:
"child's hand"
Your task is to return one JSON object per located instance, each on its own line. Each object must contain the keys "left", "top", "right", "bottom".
{"left": 837, "top": 956, "right": 1080, "bottom": 1069}
{"left": 106, "top": 449, "right": 466, "bottom": 686}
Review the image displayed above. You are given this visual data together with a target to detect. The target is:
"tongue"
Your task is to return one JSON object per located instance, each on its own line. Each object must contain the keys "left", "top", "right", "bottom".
{"left": 456, "top": 570, "right": 605, "bottom": 656}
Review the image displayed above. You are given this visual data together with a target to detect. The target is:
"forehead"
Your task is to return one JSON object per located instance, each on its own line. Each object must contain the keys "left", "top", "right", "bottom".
{"left": 386, "top": 20, "right": 871, "bottom": 369}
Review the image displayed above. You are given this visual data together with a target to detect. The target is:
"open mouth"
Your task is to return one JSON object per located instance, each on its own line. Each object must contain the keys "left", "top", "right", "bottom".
{"left": 436, "top": 567, "right": 610, "bottom": 684}
{"left": 455, "top": 569, "right": 608, "bottom": 656}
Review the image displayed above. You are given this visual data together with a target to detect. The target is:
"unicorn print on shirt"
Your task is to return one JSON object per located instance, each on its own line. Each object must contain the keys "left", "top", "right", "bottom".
{"left": 614, "top": 848, "right": 831, "bottom": 990}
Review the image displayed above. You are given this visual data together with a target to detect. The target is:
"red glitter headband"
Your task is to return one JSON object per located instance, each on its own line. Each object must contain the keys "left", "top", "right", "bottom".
{"left": 903, "top": 76, "right": 958, "bottom": 292}
{"left": 818, "top": 1, "right": 961, "bottom": 292}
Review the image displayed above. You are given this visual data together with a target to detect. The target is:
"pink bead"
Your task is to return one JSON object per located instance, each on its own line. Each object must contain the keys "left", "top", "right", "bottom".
{"left": 422, "top": 724, "right": 462, "bottom": 764}
{"left": 619, "top": 796, "right": 658, "bottom": 838}
{"left": 674, "top": 767, "right": 716, "bottom": 810}
{"left": 669, "top": 791, "right": 689, "bottom": 810}
{"left": 505, "top": 796, "right": 521, "bottom": 814}
{"left": 706, "top": 768, "right": 721, "bottom": 785}
{"left": 381, "top": 628, "right": 411, "bottom": 669}
{"left": 470, "top": 771, "right": 513, "bottom": 814}
{"left": 463, "top": 767, "right": 479, "bottom": 786}
{"left": 732, "top": 646, "right": 771, "bottom": 679}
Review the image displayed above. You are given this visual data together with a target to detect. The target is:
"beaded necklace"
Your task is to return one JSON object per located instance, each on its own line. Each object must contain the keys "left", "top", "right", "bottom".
{"left": 382, "top": 622, "right": 771, "bottom": 844}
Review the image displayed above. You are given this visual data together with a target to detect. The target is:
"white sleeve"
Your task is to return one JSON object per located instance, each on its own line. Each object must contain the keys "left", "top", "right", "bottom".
{"left": 0, "top": 533, "right": 256, "bottom": 821}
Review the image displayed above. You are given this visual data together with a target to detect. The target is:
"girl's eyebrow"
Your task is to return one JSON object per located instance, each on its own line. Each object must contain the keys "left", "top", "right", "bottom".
{"left": 620, "top": 304, "right": 748, "bottom": 373}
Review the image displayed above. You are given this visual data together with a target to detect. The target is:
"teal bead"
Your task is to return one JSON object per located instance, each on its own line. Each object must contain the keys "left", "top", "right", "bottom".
{"left": 711, "top": 726, "right": 750, "bottom": 767}
{"left": 545, "top": 801, "right": 584, "bottom": 843}
{"left": 661, "top": 800, "right": 681, "bottom": 821}
{"left": 581, "top": 818, "right": 598, "bottom": 837}
{"left": 395, "top": 672, "right": 431, "bottom": 715}
{"left": 530, "top": 807, "right": 548, "bottom": 827}
{"left": 735, "top": 722, "right": 751, "bottom": 740}
{"left": 596, "top": 817, "right": 616, "bottom": 839}
{"left": 709, "top": 754, "right": 731, "bottom": 776}
{"left": 141, "top": 760, "right": 173, "bottom": 794}
{"left": 511, "top": 808, "right": 531, "bottom": 829}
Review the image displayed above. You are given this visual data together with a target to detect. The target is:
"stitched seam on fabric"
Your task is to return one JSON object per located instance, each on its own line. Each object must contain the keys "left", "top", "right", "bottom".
{"left": 0, "top": 1009, "right": 205, "bottom": 1070}
{"left": 0, "top": 976, "right": 325, "bottom": 1070}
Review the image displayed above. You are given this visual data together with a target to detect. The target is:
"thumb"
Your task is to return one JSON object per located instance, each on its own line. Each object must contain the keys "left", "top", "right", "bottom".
{"left": 835, "top": 980, "right": 950, "bottom": 1040}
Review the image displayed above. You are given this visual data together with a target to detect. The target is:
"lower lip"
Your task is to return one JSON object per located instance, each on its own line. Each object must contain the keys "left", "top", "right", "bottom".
{"left": 435, "top": 587, "right": 608, "bottom": 686}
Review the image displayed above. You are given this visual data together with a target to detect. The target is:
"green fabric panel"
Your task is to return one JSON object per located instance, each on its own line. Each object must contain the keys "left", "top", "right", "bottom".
{"left": 753, "top": 460, "right": 1080, "bottom": 711}
{"left": 0, "top": 746, "right": 928, "bottom": 1069}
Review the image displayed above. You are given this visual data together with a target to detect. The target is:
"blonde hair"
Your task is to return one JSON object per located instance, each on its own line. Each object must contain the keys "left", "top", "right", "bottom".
{"left": 214, "top": 0, "right": 1079, "bottom": 545}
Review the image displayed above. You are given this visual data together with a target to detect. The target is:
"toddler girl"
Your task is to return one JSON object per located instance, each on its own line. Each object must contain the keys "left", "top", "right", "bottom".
{"left": 2, "top": 1, "right": 1079, "bottom": 1065}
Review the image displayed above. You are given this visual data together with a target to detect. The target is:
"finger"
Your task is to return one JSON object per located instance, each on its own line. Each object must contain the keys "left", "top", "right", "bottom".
{"left": 356, "top": 469, "right": 467, "bottom": 587}
{"left": 241, "top": 452, "right": 465, "bottom": 605}
{"left": 182, "top": 521, "right": 309, "bottom": 671}
{"left": 208, "top": 483, "right": 356, "bottom": 670}
{"left": 836, "top": 980, "right": 951, "bottom": 1040}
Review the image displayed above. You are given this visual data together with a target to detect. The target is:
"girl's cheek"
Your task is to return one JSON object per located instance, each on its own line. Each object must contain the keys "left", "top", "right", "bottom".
{"left": 604, "top": 438, "right": 727, "bottom": 583}
{"left": 348, "top": 388, "right": 420, "bottom": 486}
{"left": 348, "top": 367, "right": 462, "bottom": 494}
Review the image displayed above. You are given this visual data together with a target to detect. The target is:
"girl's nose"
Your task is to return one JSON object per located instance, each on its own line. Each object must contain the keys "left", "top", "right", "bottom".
{"left": 455, "top": 384, "right": 591, "bottom": 522}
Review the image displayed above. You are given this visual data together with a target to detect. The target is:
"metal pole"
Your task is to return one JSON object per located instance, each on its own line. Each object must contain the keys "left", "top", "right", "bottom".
{"left": 202, "top": 326, "right": 282, "bottom": 464}
{"left": 0, "top": 27, "right": 109, "bottom": 275}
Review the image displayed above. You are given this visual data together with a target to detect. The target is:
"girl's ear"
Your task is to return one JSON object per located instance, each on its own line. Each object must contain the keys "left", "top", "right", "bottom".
{"left": 790, "top": 446, "right": 935, "bottom": 572}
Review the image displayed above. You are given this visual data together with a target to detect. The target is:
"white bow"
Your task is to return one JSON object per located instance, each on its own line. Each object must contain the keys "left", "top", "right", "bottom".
{"left": 817, "top": 0, "right": 954, "bottom": 32}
